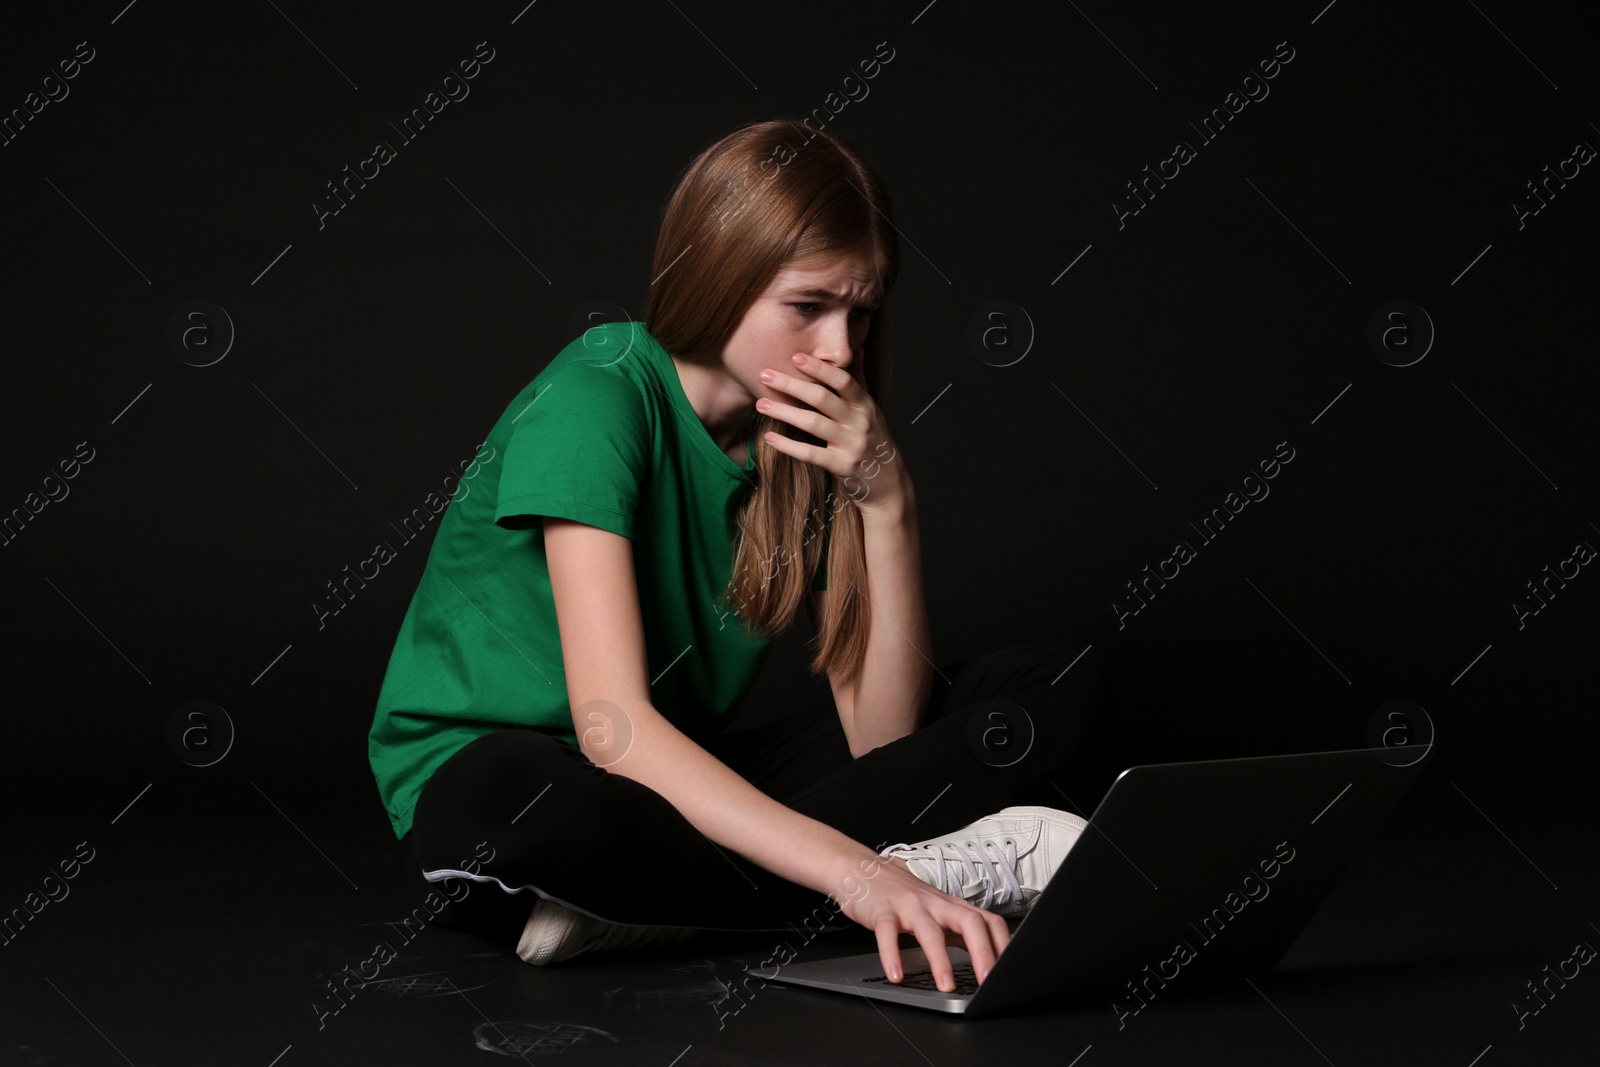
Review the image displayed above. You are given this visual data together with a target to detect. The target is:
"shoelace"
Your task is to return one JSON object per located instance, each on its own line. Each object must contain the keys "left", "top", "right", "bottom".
{"left": 893, "top": 836, "right": 1023, "bottom": 911}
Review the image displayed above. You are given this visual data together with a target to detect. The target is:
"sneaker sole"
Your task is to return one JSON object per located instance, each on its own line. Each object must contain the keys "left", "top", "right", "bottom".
{"left": 516, "top": 897, "right": 589, "bottom": 966}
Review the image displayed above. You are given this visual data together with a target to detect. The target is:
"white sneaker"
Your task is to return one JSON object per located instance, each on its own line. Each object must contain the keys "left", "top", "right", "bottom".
{"left": 516, "top": 897, "right": 697, "bottom": 965}
{"left": 879, "top": 806, "right": 1088, "bottom": 917}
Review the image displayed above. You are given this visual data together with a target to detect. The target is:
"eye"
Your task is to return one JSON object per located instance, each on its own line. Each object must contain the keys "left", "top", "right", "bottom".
{"left": 791, "top": 302, "right": 878, "bottom": 322}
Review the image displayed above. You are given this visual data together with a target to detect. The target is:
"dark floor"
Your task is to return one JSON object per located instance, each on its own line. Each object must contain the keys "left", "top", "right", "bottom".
{"left": 3, "top": 774, "right": 1594, "bottom": 1066}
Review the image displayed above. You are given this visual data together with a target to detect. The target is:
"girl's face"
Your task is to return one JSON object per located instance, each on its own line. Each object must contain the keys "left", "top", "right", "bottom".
{"left": 720, "top": 248, "right": 881, "bottom": 412}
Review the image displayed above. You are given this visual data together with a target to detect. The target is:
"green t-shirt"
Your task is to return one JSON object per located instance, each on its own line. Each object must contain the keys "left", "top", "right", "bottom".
{"left": 367, "top": 321, "right": 827, "bottom": 841}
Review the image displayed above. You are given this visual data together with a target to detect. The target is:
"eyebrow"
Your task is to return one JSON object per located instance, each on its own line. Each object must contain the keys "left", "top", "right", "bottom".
{"left": 780, "top": 286, "right": 882, "bottom": 308}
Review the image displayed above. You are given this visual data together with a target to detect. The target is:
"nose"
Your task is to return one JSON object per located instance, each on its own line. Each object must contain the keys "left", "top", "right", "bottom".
{"left": 812, "top": 317, "right": 858, "bottom": 374}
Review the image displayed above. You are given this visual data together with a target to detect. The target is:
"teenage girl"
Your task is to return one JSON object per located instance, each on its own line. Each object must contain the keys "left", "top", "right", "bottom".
{"left": 367, "top": 119, "right": 1117, "bottom": 995}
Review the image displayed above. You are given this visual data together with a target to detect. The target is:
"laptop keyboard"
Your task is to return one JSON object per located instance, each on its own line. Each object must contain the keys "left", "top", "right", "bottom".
{"left": 861, "top": 961, "right": 980, "bottom": 996}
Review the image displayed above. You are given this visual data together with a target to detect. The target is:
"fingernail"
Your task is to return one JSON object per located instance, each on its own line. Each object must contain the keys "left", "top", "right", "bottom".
{"left": 792, "top": 353, "right": 807, "bottom": 364}
{"left": 759, "top": 369, "right": 774, "bottom": 381}
{"left": 889, "top": 966, "right": 901, "bottom": 981}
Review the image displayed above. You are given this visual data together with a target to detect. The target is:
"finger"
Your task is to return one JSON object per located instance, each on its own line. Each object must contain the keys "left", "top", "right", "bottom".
{"left": 774, "top": 360, "right": 848, "bottom": 411}
{"left": 756, "top": 396, "right": 838, "bottom": 441}
{"left": 875, "top": 924, "right": 904, "bottom": 984}
{"left": 955, "top": 910, "right": 999, "bottom": 984}
{"left": 791, "top": 352, "right": 865, "bottom": 399}
{"left": 986, "top": 911, "right": 1012, "bottom": 961}
{"left": 762, "top": 387, "right": 840, "bottom": 433}
{"left": 757, "top": 428, "right": 833, "bottom": 473}
{"left": 790, "top": 353, "right": 845, "bottom": 390}
{"left": 914, "top": 922, "right": 957, "bottom": 994}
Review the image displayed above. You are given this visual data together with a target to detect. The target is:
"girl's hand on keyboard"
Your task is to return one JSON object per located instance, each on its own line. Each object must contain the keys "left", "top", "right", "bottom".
{"left": 834, "top": 857, "right": 1011, "bottom": 992}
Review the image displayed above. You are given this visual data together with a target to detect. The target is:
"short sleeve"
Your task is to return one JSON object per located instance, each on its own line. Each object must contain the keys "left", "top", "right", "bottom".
{"left": 493, "top": 362, "right": 650, "bottom": 537}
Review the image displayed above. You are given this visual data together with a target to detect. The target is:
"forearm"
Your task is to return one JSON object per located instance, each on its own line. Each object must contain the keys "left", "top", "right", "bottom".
{"left": 843, "top": 492, "right": 935, "bottom": 755}
{"left": 589, "top": 700, "right": 879, "bottom": 897}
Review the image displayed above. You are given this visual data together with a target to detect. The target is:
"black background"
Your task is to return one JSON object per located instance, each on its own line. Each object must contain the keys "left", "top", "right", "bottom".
{"left": 1, "top": 2, "right": 1595, "bottom": 1063}
{"left": 2, "top": 0, "right": 1592, "bottom": 818}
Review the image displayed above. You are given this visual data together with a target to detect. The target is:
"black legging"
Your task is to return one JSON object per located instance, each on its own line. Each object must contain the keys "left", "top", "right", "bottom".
{"left": 402, "top": 636, "right": 1123, "bottom": 943}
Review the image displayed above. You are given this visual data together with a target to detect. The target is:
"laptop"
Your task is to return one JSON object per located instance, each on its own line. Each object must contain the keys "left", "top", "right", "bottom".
{"left": 764, "top": 744, "right": 1432, "bottom": 1017}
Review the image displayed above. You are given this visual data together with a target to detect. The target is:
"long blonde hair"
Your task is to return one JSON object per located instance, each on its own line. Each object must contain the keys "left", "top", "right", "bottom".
{"left": 642, "top": 119, "right": 901, "bottom": 684}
